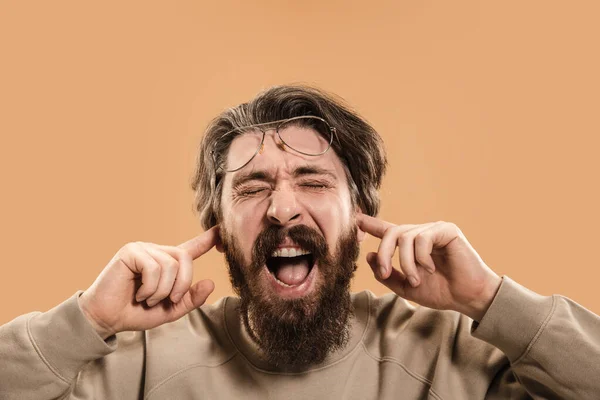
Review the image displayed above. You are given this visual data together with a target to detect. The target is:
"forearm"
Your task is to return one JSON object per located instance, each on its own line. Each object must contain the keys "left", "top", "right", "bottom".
{"left": 0, "top": 292, "right": 116, "bottom": 400}
{"left": 474, "top": 276, "right": 600, "bottom": 398}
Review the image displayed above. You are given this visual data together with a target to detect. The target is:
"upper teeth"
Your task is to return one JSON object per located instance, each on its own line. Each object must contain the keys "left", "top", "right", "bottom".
{"left": 271, "top": 248, "right": 311, "bottom": 258}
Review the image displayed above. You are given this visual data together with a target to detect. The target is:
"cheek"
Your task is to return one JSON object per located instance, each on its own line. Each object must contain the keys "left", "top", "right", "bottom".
{"left": 302, "top": 190, "right": 353, "bottom": 250}
{"left": 222, "top": 194, "right": 269, "bottom": 262}
{"left": 227, "top": 196, "right": 269, "bottom": 229}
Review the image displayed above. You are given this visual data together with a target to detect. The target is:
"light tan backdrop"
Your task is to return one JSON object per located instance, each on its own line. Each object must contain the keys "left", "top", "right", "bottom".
{"left": 2, "top": 1, "right": 599, "bottom": 323}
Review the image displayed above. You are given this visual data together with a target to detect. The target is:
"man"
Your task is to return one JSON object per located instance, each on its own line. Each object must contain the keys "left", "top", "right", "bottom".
{"left": 1, "top": 85, "right": 599, "bottom": 399}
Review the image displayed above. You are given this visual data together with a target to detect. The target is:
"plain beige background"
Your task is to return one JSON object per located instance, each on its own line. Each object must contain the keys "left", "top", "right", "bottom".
{"left": 1, "top": 1, "right": 599, "bottom": 324}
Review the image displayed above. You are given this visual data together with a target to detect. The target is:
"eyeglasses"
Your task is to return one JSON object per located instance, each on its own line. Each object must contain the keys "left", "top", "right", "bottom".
{"left": 212, "top": 116, "right": 337, "bottom": 172}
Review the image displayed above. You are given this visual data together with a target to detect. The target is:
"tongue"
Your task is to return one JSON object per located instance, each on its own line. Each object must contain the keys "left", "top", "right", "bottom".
{"left": 275, "top": 257, "right": 310, "bottom": 286}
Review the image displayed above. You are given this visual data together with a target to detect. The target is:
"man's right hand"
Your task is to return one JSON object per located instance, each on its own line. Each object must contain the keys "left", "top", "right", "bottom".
{"left": 78, "top": 225, "right": 221, "bottom": 340}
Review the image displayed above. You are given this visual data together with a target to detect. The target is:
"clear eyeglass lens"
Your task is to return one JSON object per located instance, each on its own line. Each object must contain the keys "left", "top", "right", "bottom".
{"left": 219, "top": 117, "right": 333, "bottom": 172}
{"left": 276, "top": 117, "right": 332, "bottom": 156}
{"left": 222, "top": 128, "right": 264, "bottom": 172}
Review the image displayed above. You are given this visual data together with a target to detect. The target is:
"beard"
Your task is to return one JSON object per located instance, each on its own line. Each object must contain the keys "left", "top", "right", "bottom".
{"left": 221, "top": 222, "right": 360, "bottom": 368}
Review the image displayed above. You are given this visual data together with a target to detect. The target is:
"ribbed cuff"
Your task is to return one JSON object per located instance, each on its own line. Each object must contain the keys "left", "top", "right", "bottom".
{"left": 471, "top": 276, "right": 555, "bottom": 362}
{"left": 28, "top": 291, "right": 117, "bottom": 383}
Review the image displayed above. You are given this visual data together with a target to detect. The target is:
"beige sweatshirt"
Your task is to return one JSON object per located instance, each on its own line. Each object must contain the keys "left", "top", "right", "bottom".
{"left": 1, "top": 276, "right": 599, "bottom": 399}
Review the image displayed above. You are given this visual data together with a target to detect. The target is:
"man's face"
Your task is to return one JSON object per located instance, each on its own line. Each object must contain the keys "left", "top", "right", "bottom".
{"left": 219, "top": 123, "right": 362, "bottom": 367}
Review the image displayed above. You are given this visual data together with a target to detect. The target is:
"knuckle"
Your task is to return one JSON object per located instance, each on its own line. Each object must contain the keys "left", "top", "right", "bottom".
{"left": 415, "top": 252, "right": 429, "bottom": 265}
{"left": 165, "top": 246, "right": 188, "bottom": 263}
{"left": 121, "top": 242, "right": 139, "bottom": 253}
{"left": 388, "top": 225, "right": 402, "bottom": 234}
{"left": 144, "top": 260, "right": 161, "bottom": 274}
{"left": 165, "top": 259, "right": 179, "bottom": 271}
{"left": 396, "top": 234, "right": 410, "bottom": 245}
{"left": 180, "top": 250, "right": 193, "bottom": 263}
{"left": 172, "top": 247, "right": 187, "bottom": 257}
{"left": 120, "top": 242, "right": 146, "bottom": 257}
{"left": 178, "top": 250, "right": 192, "bottom": 263}
{"left": 414, "top": 232, "right": 427, "bottom": 242}
{"left": 441, "top": 221, "right": 460, "bottom": 233}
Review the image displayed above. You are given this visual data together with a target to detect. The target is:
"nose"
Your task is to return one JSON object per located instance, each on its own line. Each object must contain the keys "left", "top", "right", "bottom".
{"left": 266, "top": 187, "right": 302, "bottom": 226}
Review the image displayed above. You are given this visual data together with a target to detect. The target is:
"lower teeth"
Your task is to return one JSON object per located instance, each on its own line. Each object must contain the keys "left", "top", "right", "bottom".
{"left": 275, "top": 277, "right": 294, "bottom": 287}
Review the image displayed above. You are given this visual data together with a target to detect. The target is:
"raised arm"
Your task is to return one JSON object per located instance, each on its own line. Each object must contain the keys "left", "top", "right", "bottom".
{"left": 0, "top": 227, "right": 220, "bottom": 399}
{"left": 356, "top": 213, "right": 600, "bottom": 398}
{"left": 478, "top": 276, "right": 600, "bottom": 399}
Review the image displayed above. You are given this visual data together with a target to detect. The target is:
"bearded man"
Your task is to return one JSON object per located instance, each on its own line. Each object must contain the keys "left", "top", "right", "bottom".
{"left": 1, "top": 86, "right": 599, "bottom": 399}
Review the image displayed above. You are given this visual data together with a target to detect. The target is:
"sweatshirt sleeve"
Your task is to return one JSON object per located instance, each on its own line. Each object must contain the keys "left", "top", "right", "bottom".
{"left": 0, "top": 291, "right": 142, "bottom": 400}
{"left": 473, "top": 276, "right": 600, "bottom": 399}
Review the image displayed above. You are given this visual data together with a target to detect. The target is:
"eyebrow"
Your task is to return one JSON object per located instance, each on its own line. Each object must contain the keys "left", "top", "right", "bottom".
{"left": 292, "top": 165, "right": 338, "bottom": 181}
{"left": 231, "top": 170, "right": 274, "bottom": 189}
{"left": 231, "top": 165, "right": 337, "bottom": 188}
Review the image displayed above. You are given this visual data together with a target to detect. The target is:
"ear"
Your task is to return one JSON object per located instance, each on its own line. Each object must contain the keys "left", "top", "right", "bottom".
{"left": 355, "top": 207, "right": 367, "bottom": 243}
{"left": 215, "top": 227, "right": 225, "bottom": 253}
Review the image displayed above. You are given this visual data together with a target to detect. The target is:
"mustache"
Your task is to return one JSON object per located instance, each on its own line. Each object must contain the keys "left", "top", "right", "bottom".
{"left": 252, "top": 224, "right": 329, "bottom": 267}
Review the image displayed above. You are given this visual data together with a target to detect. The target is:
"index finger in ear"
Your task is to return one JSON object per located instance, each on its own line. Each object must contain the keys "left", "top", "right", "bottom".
{"left": 356, "top": 213, "right": 395, "bottom": 239}
{"left": 177, "top": 225, "right": 221, "bottom": 260}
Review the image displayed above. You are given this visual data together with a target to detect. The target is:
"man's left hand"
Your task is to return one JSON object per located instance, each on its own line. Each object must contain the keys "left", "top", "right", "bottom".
{"left": 357, "top": 214, "right": 502, "bottom": 322}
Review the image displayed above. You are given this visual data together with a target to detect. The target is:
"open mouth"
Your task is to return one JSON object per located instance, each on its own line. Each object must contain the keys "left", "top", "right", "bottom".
{"left": 266, "top": 248, "right": 315, "bottom": 288}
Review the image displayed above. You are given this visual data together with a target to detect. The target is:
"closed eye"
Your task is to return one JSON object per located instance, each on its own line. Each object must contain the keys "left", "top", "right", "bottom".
{"left": 240, "top": 188, "right": 267, "bottom": 196}
{"left": 233, "top": 184, "right": 271, "bottom": 197}
{"left": 299, "top": 180, "right": 332, "bottom": 190}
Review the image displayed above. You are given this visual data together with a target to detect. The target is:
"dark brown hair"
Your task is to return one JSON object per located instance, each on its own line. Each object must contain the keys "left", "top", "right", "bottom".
{"left": 191, "top": 85, "right": 387, "bottom": 229}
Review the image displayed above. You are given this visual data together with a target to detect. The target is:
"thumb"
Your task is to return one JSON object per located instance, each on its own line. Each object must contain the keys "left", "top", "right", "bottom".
{"left": 172, "top": 279, "right": 215, "bottom": 318}
{"left": 189, "top": 279, "right": 215, "bottom": 309}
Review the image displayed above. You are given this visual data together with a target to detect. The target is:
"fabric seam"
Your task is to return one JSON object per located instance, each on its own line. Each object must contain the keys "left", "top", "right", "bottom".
{"left": 26, "top": 313, "right": 70, "bottom": 384}
{"left": 145, "top": 353, "right": 238, "bottom": 399}
{"left": 360, "top": 342, "right": 443, "bottom": 400}
{"left": 513, "top": 294, "right": 558, "bottom": 366}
